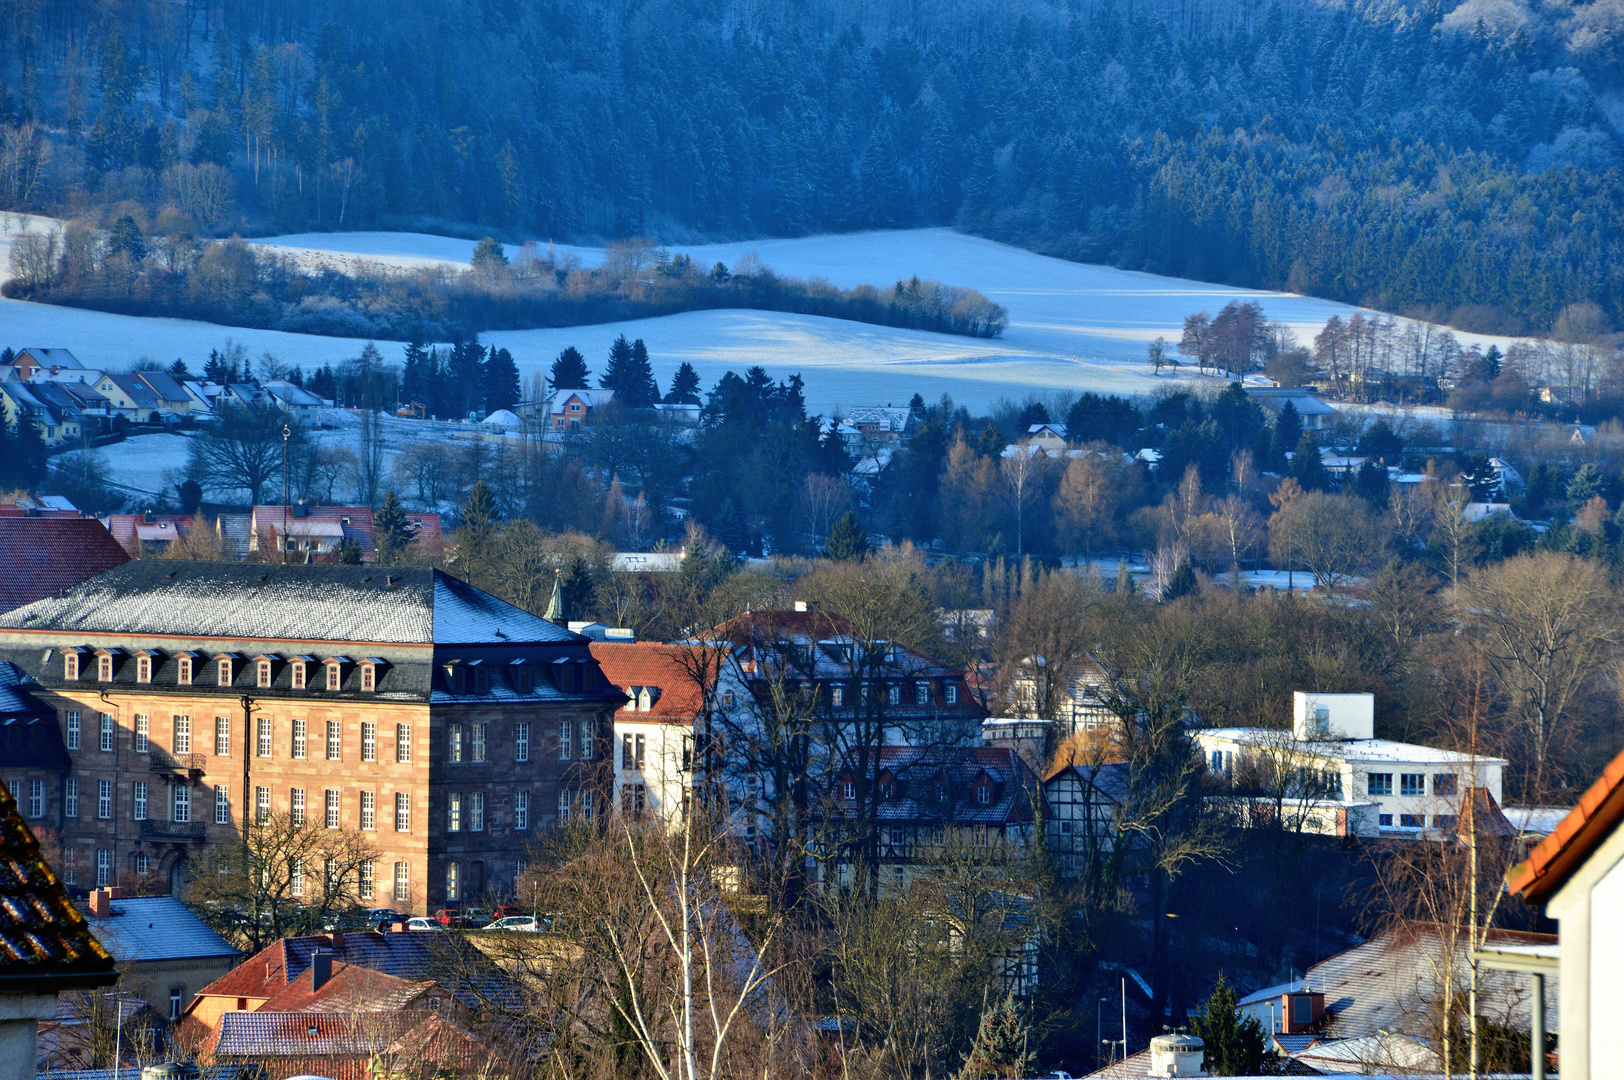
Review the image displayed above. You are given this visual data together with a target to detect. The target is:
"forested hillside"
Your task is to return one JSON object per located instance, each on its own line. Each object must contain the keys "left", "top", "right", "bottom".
{"left": 2, "top": 0, "right": 1622, "bottom": 334}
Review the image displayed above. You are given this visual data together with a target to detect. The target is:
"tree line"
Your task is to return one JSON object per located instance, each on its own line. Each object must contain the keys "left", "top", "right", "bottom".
{"left": 1, "top": 0, "right": 1621, "bottom": 333}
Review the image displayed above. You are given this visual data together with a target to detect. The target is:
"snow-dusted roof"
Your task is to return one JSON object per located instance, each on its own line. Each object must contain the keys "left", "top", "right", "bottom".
{"left": 0, "top": 562, "right": 579, "bottom": 645}
{"left": 1195, "top": 727, "right": 1509, "bottom": 767}
{"left": 547, "top": 388, "right": 614, "bottom": 415}
{"left": 844, "top": 405, "right": 912, "bottom": 432}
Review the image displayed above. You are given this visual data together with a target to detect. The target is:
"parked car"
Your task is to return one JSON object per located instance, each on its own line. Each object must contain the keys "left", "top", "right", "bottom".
{"left": 405, "top": 916, "right": 442, "bottom": 931}
{"left": 462, "top": 907, "right": 493, "bottom": 928}
{"left": 368, "top": 908, "right": 404, "bottom": 923}
{"left": 487, "top": 916, "right": 542, "bottom": 932}
{"left": 490, "top": 904, "right": 525, "bottom": 920}
{"left": 432, "top": 908, "right": 469, "bottom": 928}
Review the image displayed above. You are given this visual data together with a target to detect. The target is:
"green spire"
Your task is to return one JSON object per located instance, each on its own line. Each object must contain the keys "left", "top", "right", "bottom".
{"left": 545, "top": 569, "right": 568, "bottom": 625}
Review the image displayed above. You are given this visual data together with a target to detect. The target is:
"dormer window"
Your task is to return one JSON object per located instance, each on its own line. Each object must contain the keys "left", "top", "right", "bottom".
{"left": 361, "top": 662, "right": 377, "bottom": 692}
{"left": 510, "top": 663, "right": 532, "bottom": 694}
{"left": 257, "top": 660, "right": 273, "bottom": 688}
{"left": 944, "top": 683, "right": 958, "bottom": 705}
{"left": 291, "top": 660, "right": 306, "bottom": 689}
{"left": 98, "top": 654, "right": 113, "bottom": 681}
{"left": 64, "top": 652, "right": 80, "bottom": 680}
{"left": 472, "top": 667, "right": 487, "bottom": 694}
{"left": 218, "top": 657, "right": 234, "bottom": 685}
{"left": 177, "top": 656, "right": 192, "bottom": 685}
{"left": 137, "top": 656, "right": 152, "bottom": 683}
{"left": 976, "top": 785, "right": 990, "bottom": 805}
{"left": 325, "top": 658, "right": 350, "bottom": 691}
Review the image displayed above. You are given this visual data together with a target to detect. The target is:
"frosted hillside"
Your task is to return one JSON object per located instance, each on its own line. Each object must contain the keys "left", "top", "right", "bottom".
{"left": 4, "top": 220, "right": 1528, "bottom": 412}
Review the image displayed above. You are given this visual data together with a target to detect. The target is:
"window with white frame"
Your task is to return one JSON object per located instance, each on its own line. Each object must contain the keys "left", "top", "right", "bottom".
{"left": 558, "top": 790, "right": 571, "bottom": 823}
{"left": 96, "top": 848, "right": 110, "bottom": 886}
{"left": 514, "top": 791, "right": 529, "bottom": 830}
{"left": 27, "top": 779, "right": 42, "bottom": 818}
{"left": 393, "top": 861, "right": 410, "bottom": 903}
{"left": 396, "top": 724, "right": 411, "bottom": 763}
{"left": 292, "top": 719, "right": 307, "bottom": 759}
{"left": 887, "top": 684, "right": 901, "bottom": 706}
{"left": 580, "top": 719, "right": 594, "bottom": 759}
{"left": 290, "top": 857, "right": 303, "bottom": 896}
{"left": 395, "top": 792, "right": 410, "bottom": 832}
{"left": 581, "top": 790, "right": 593, "bottom": 820}
{"left": 257, "top": 659, "right": 272, "bottom": 688}
{"left": 215, "top": 785, "right": 230, "bottom": 825}
{"left": 831, "top": 685, "right": 844, "bottom": 707}
{"left": 66, "top": 711, "right": 80, "bottom": 750}
{"left": 361, "top": 664, "right": 376, "bottom": 692}
{"left": 61, "top": 846, "right": 75, "bottom": 884}
{"left": 325, "top": 789, "right": 340, "bottom": 829}
{"left": 472, "top": 723, "right": 487, "bottom": 763}
{"left": 945, "top": 683, "right": 958, "bottom": 705}
{"left": 361, "top": 722, "right": 376, "bottom": 762}
{"left": 515, "top": 722, "right": 530, "bottom": 762}
{"left": 133, "top": 714, "right": 149, "bottom": 753}
{"left": 215, "top": 716, "right": 230, "bottom": 756}
{"left": 172, "top": 715, "right": 190, "bottom": 754}
{"left": 360, "top": 791, "right": 375, "bottom": 830}
{"left": 326, "top": 721, "right": 341, "bottom": 761}
{"left": 256, "top": 786, "right": 270, "bottom": 824}
{"left": 64, "top": 778, "right": 77, "bottom": 818}
{"left": 172, "top": 785, "right": 190, "bottom": 823}
{"left": 915, "top": 681, "right": 929, "bottom": 706}
{"left": 99, "top": 713, "right": 114, "bottom": 752}
{"left": 471, "top": 792, "right": 484, "bottom": 832}
{"left": 358, "top": 861, "right": 375, "bottom": 901}
{"left": 449, "top": 724, "right": 463, "bottom": 763}
{"left": 448, "top": 793, "right": 463, "bottom": 832}
{"left": 133, "top": 781, "right": 148, "bottom": 821}
{"left": 97, "top": 779, "right": 112, "bottom": 818}
{"left": 446, "top": 861, "right": 460, "bottom": 900}
{"left": 290, "top": 787, "right": 306, "bottom": 826}
{"left": 256, "top": 717, "right": 271, "bottom": 758}
{"left": 558, "top": 721, "right": 571, "bottom": 760}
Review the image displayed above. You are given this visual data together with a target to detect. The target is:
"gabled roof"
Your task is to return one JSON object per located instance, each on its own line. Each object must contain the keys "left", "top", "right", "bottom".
{"left": 102, "top": 373, "right": 163, "bottom": 409}
{"left": 589, "top": 642, "right": 706, "bottom": 721}
{"left": 258, "top": 959, "right": 437, "bottom": 1013}
{"left": 131, "top": 370, "right": 189, "bottom": 403}
{"left": 0, "top": 518, "right": 131, "bottom": 613}
{"left": 547, "top": 388, "right": 614, "bottom": 415}
{"left": 0, "top": 662, "right": 68, "bottom": 770}
{"left": 14, "top": 348, "right": 83, "bottom": 370}
{"left": 83, "top": 895, "right": 239, "bottom": 963}
{"left": 0, "top": 782, "right": 117, "bottom": 993}
{"left": 1509, "top": 744, "right": 1624, "bottom": 902}
{"left": 832, "top": 745, "right": 1038, "bottom": 826}
{"left": 0, "top": 562, "right": 579, "bottom": 646}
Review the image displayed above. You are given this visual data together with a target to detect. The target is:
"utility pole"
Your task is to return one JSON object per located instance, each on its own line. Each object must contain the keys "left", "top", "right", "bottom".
{"left": 281, "top": 423, "right": 291, "bottom": 563}
{"left": 1121, "top": 975, "right": 1128, "bottom": 1060}
{"left": 1469, "top": 678, "right": 1481, "bottom": 1080}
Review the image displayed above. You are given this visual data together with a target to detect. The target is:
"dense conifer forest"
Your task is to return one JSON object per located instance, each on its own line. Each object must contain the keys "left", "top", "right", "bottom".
{"left": 1, "top": 0, "right": 1622, "bottom": 333}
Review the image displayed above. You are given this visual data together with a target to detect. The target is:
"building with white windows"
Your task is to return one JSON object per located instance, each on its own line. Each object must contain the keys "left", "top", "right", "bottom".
{"left": 1194, "top": 692, "right": 1507, "bottom": 838}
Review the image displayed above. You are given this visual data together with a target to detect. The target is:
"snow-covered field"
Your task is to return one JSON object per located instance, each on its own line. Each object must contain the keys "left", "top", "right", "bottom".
{"left": 3, "top": 218, "right": 1529, "bottom": 413}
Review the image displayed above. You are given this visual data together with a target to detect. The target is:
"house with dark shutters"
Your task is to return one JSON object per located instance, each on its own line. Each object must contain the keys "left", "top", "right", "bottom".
{"left": 0, "top": 562, "right": 620, "bottom": 910}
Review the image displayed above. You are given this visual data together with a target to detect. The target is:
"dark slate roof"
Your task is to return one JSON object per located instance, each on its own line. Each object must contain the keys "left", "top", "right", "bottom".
{"left": 0, "top": 562, "right": 580, "bottom": 646}
{"left": 0, "top": 661, "right": 67, "bottom": 771}
{"left": 0, "top": 518, "right": 131, "bottom": 614}
{"left": 0, "top": 781, "right": 117, "bottom": 993}
{"left": 84, "top": 895, "right": 240, "bottom": 963}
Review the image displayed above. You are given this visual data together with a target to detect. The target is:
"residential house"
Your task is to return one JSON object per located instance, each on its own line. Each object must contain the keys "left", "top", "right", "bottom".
{"left": 1236, "top": 923, "right": 1557, "bottom": 1074}
{"left": 609, "top": 552, "right": 685, "bottom": 573}
{"left": 80, "top": 887, "right": 239, "bottom": 1020}
{"left": 261, "top": 380, "right": 328, "bottom": 413}
{"left": 1504, "top": 743, "right": 1624, "bottom": 1080}
{"left": 1245, "top": 386, "right": 1336, "bottom": 431}
{"left": 211, "top": 1008, "right": 487, "bottom": 1080}
{"left": 7, "top": 348, "right": 84, "bottom": 382}
{"left": 102, "top": 512, "right": 195, "bottom": 560}
{"left": 1002, "top": 423, "right": 1069, "bottom": 459}
{"left": 1041, "top": 761, "right": 1128, "bottom": 878}
{"left": 0, "top": 781, "right": 117, "bottom": 1080}
{"left": 246, "top": 506, "right": 444, "bottom": 564}
{"left": 1003, "top": 655, "right": 1116, "bottom": 736}
{"left": 590, "top": 642, "right": 703, "bottom": 825}
{"left": 841, "top": 406, "right": 916, "bottom": 448}
{"left": 0, "top": 517, "right": 130, "bottom": 613}
{"left": 544, "top": 388, "right": 615, "bottom": 431}
{"left": 0, "top": 562, "right": 621, "bottom": 908}
{"left": 0, "top": 382, "right": 77, "bottom": 445}
{"left": 1194, "top": 692, "right": 1506, "bottom": 837}
{"left": 90, "top": 374, "right": 165, "bottom": 423}
{"left": 28, "top": 381, "right": 114, "bottom": 438}
{"left": 937, "top": 608, "right": 994, "bottom": 643}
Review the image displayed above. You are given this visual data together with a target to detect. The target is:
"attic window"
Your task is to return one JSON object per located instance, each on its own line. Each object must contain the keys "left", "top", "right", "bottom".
{"left": 218, "top": 658, "right": 233, "bottom": 685}
{"left": 326, "top": 663, "right": 342, "bottom": 691}
{"left": 257, "top": 660, "right": 273, "bottom": 688}
{"left": 291, "top": 660, "right": 306, "bottom": 689}
{"left": 137, "top": 656, "right": 152, "bottom": 683}
{"left": 98, "top": 654, "right": 113, "bottom": 681}
{"left": 64, "top": 653, "right": 79, "bottom": 680}
{"left": 360, "top": 662, "right": 378, "bottom": 692}
{"left": 177, "top": 656, "right": 192, "bottom": 685}
{"left": 976, "top": 785, "right": 990, "bottom": 805}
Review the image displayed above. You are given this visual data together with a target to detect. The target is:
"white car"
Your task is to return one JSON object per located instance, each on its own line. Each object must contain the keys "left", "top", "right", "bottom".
{"left": 405, "top": 916, "right": 442, "bottom": 931}
{"left": 487, "top": 915, "right": 542, "bottom": 932}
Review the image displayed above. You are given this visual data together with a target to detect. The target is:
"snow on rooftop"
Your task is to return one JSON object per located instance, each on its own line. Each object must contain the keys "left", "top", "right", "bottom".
{"left": 1196, "top": 727, "right": 1509, "bottom": 765}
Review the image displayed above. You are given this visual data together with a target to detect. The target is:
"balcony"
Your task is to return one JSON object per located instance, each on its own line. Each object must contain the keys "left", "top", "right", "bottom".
{"left": 147, "top": 749, "right": 206, "bottom": 781}
{"left": 138, "top": 819, "right": 207, "bottom": 842}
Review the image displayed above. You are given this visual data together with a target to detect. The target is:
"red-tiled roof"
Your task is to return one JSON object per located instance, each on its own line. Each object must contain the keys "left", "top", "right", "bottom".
{"left": 1508, "top": 745, "right": 1624, "bottom": 902}
{"left": 258, "top": 959, "right": 437, "bottom": 1013}
{"left": 0, "top": 518, "right": 130, "bottom": 613}
{"left": 588, "top": 642, "right": 708, "bottom": 721}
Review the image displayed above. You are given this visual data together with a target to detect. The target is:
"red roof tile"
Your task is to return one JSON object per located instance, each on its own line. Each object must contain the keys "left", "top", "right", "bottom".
{"left": 1508, "top": 745, "right": 1624, "bottom": 902}
{"left": 259, "top": 960, "right": 437, "bottom": 1013}
{"left": 0, "top": 518, "right": 130, "bottom": 613}
{"left": 588, "top": 642, "right": 708, "bottom": 721}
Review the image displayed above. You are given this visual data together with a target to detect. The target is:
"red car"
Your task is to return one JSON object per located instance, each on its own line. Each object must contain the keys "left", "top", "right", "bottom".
{"left": 432, "top": 908, "right": 468, "bottom": 928}
{"left": 490, "top": 904, "right": 525, "bottom": 920}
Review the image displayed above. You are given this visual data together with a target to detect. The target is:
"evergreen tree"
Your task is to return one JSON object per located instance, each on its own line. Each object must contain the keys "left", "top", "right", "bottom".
{"left": 203, "top": 348, "right": 229, "bottom": 383}
{"left": 108, "top": 214, "right": 144, "bottom": 261}
{"left": 12, "top": 416, "right": 47, "bottom": 489}
{"left": 549, "top": 346, "right": 590, "bottom": 391}
{"left": 1288, "top": 431, "right": 1327, "bottom": 491}
{"left": 337, "top": 538, "right": 364, "bottom": 564}
{"left": 957, "top": 993, "right": 1032, "bottom": 1080}
{"left": 824, "top": 510, "right": 869, "bottom": 561}
{"left": 1164, "top": 559, "right": 1199, "bottom": 600}
{"left": 401, "top": 340, "right": 431, "bottom": 407}
{"left": 448, "top": 338, "right": 486, "bottom": 418}
{"left": 483, "top": 347, "right": 521, "bottom": 413}
{"left": 1189, "top": 973, "right": 1267, "bottom": 1075}
{"left": 665, "top": 361, "right": 702, "bottom": 404}
{"left": 373, "top": 489, "right": 418, "bottom": 564}
{"left": 177, "top": 479, "right": 203, "bottom": 514}
{"left": 600, "top": 335, "right": 658, "bottom": 408}
{"left": 1353, "top": 459, "right": 1390, "bottom": 508}
{"left": 1566, "top": 462, "right": 1603, "bottom": 505}
{"left": 1272, "top": 401, "right": 1303, "bottom": 467}
{"left": 471, "top": 236, "right": 508, "bottom": 268}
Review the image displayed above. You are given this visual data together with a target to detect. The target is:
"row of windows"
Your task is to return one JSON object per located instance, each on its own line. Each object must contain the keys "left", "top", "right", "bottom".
{"left": 823, "top": 681, "right": 959, "bottom": 708}
{"left": 64, "top": 651, "right": 384, "bottom": 691}
{"left": 1379, "top": 813, "right": 1459, "bottom": 829}
{"left": 64, "top": 713, "right": 593, "bottom": 766}
{"left": 1366, "top": 772, "right": 1457, "bottom": 797}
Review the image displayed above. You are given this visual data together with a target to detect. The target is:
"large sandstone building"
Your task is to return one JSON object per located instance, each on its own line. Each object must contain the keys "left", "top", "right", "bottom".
{"left": 0, "top": 562, "right": 619, "bottom": 911}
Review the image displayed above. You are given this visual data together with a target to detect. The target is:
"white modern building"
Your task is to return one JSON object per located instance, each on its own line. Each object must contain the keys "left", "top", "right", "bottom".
{"left": 1194, "top": 692, "right": 1507, "bottom": 838}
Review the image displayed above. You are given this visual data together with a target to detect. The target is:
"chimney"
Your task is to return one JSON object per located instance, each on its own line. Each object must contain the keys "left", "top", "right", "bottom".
{"left": 143, "top": 509, "right": 155, "bottom": 524}
{"left": 327, "top": 930, "right": 344, "bottom": 948}
{"left": 391, "top": 919, "right": 408, "bottom": 933}
{"left": 87, "top": 888, "right": 111, "bottom": 917}
{"left": 311, "top": 951, "right": 334, "bottom": 990}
